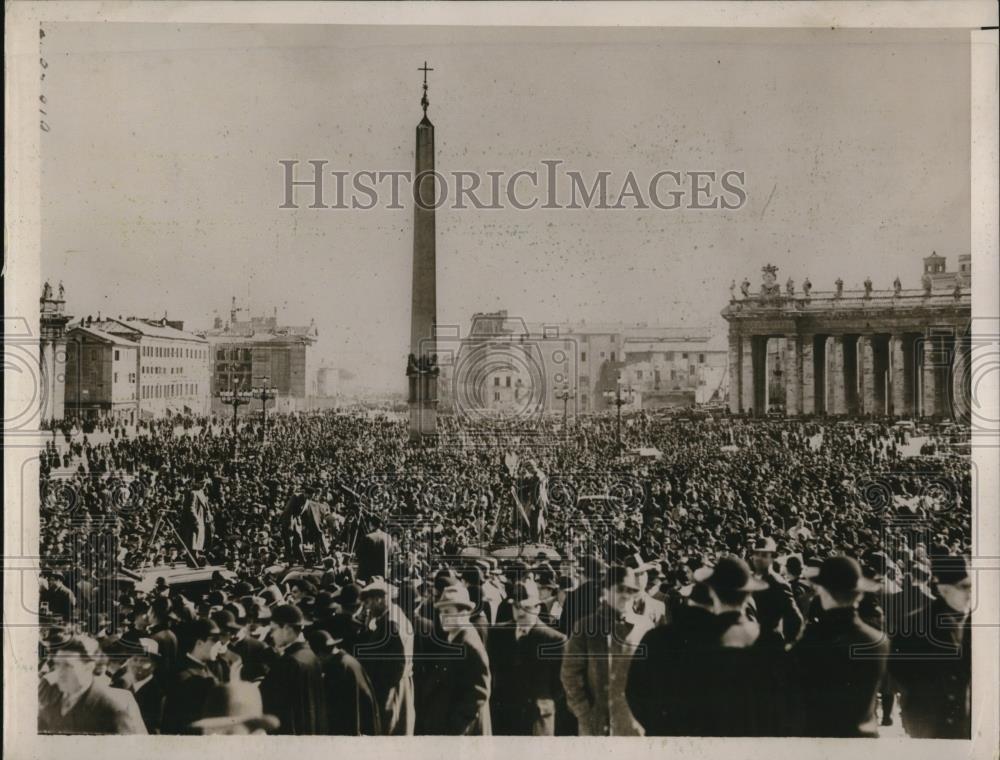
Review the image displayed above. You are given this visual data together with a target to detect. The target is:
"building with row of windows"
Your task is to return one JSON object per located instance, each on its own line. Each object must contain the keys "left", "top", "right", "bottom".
{"left": 198, "top": 302, "right": 319, "bottom": 415}
{"left": 64, "top": 316, "right": 211, "bottom": 424}
{"left": 437, "top": 310, "right": 727, "bottom": 418}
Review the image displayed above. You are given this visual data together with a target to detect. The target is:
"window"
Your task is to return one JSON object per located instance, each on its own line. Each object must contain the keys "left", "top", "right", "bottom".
{"left": 611, "top": 335, "right": 616, "bottom": 343}
{"left": 494, "top": 377, "right": 500, "bottom": 387}
{"left": 671, "top": 369, "right": 677, "bottom": 380}
{"left": 581, "top": 351, "right": 587, "bottom": 362}
{"left": 636, "top": 370, "right": 643, "bottom": 380}
{"left": 494, "top": 391, "right": 500, "bottom": 401}
{"left": 113, "top": 372, "right": 118, "bottom": 383}
{"left": 114, "top": 350, "right": 120, "bottom": 361}
{"left": 600, "top": 352, "right": 605, "bottom": 359}
{"left": 505, "top": 376, "right": 511, "bottom": 387}
{"left": 682, "top": 353, "right": 688, "bottom": 360}
{"left": 699, "top": 353, "right": 705, "bottom": 364}
{"left": 610, "top": 351, "right": 616, "bottom": 362}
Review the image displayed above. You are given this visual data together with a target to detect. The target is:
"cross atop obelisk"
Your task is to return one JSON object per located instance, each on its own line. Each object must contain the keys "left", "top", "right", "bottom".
{"left": 407, "top": 62, "right": 438, "bottom": 443}
{"left": 419, "top": 61, "right": 433, "bottom": 115}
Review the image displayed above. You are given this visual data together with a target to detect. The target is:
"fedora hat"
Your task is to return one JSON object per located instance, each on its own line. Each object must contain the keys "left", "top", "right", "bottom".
{"left": 433, "top": 583, "right": 476, "bottom": 611}
{"left": 305, "top": 629, "right": 336, "bottom": 653}
{"left": 509, "top": 578, "right": 543, "bottom": 608}
{"left": 360, "top": 577, "right": 397, "bottom": 599}
{"left": 532, "top": 563, "right": 559, "bottom": 589}
{"left": 270, "top": 603, "right": 309, "bottom": 628}
{"left": 581, "top": 554, "right": 608, "bottom": 580}
{"left": 750, "top": 536, "right": 778, "bottom": 554}
{"left": 189, "top": 681, "right": 280, "bottom": 734}
{"left": 930, "top": 552, "right": 971, "bottom": 586}
{"left": 109, "top": 634, "right": 161, "bottom": 660}
{"left": 461, "top": 565, "right": 484, "bottom": 586}
{"left": 694, "top": 556, "right": 768, "bottom": 592}
{"left": 803, "top": 556, "right": 882, "bottom": 594}
{"left": 210, "top": 609, "right": 243, "bottom": 633}
{"left": 605, "top": 565, "right": 641, "bottom": 592}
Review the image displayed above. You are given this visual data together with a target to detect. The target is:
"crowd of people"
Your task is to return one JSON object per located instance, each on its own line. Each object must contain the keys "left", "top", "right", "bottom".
{"left": 37, "top": 409, "right": 973, "bottom": 738}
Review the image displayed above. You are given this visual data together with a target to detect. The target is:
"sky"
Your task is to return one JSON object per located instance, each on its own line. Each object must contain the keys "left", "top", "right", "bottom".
{"left": 41, "top": 24, "right": 971, "bottom": 392}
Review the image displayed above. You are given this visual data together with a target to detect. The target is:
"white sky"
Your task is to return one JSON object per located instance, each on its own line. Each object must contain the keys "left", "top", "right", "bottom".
{"left": 41, "top": 24, "right": 970, "bottom": 391}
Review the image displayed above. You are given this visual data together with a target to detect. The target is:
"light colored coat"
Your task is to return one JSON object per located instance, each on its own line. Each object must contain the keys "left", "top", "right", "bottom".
{"left": 561, "top": 603, "right": 651, "bottom": 736}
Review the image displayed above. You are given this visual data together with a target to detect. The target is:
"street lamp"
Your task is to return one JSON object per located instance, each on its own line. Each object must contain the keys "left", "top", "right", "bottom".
{"left": 603, "top": 376, "right": 635, "bottom": 451}
{"left": 555, "top": 383, "right": 576, "bottom": 431}
{"left": 252, "top": 376, "right": 276, "bottom": 442}
{"left": 218, "top": 387, "right": 252, "bottom": 460}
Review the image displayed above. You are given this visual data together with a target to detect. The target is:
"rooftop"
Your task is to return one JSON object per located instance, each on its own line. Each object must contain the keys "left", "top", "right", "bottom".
{"left": 74, "top": 317, "right": 207, "bottom": 343}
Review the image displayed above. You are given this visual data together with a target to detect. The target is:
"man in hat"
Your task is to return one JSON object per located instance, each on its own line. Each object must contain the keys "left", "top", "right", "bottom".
{"left": 890, "top": 551, "right": 972, "bottom": 739}
{"left": 208, "top": 609, "right": 244, "bottom": 682}
{"left": 317, "top": 585, "right": 365, "bottom": 654}
{"left": 109, "top": 635, "right": 166, "bottom": 733}
{"left": 482, "top": 557, "right": 508, "bottom": 623}
{"left": 179, "top": 474, "right": 214, "bottom": 561}
{"left": 532, "top": 563, "right": 562, "bottom": 627}
{"left": 229, "top": 601, "right": 271, "bottom": 682}
{"left": 862, "top": 550, "right": 903, "bottom": 726}
{"left": 307, "top": 619, "right": 381, "bottom": 735}
{"left": 356, "top": 516, "right": 394, "bottom": 584}
{"left": 161, "top": 617, "right": 223, "bottom": 734}
{"left": 260, "top": 604, "right": 327, "bottom": 734}
{"left": 146, "top": 597, "right": 178, "bottom": 683}
{"left": 557, "top": 553, "right": 606, "bottom": 637}
{"left": 319, "top": 556, "right": 339, "bottom": 589}
{"left": 356, "top": 578, "right": 414, "bottom": 735}
{"left": 561, "top": 565, "right": 651, "bottom": 736}
{"left": 782, "top": 555, "right": 814, "bottom": 619}
{"left": 39, "top": 634, "right": 147, "bottom": 734}
{"left": 487, "top": 579, "right": 567, "bottom": 735}
{"left": 40, "top": 570, "right": 76, "bottom": 623}
{"left": 626, "top": 569, "right": 720, "bottom": 735}
{"left": 417, "top": 583, "right": 492, "bottom": 735}
{"left": 793, "top": 556, "right": 887, "bottom": 737}
{"left": 748, "top": 536, "right": 803, "bottom": 647}
{"left": 626, "top": 554, "right": 666, "bottom": 627}
{"left": 652, "top": 556, "right": 799, "bottom": 736}
{"left": 189, "top": 681, "right": 280, "bottom": 735}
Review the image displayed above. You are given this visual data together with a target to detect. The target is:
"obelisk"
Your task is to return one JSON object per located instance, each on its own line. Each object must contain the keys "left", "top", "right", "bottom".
{"left": 407, "top": 62, "right": 438, "bottom": 442}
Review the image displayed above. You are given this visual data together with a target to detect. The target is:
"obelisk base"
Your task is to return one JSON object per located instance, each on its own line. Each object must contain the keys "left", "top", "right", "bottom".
{"left": 408, "top": 400, "right": 438, "bottom": 443}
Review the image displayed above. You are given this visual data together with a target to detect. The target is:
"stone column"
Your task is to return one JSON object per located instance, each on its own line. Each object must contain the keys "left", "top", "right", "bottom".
{"left": 752, "top": 337, "right": 768, "bottom": 414}
{"left": 860, "top": 336, "right": 876, "bottom": 416}
{"left": 728, "top": 333, "right": 741, "bottom": 414}
{"left": 921, "top": 333, "right": 937, "bottom": 417}
{"left": 741, "top": 335, "right": 754, "bottom": 413}
{"left": 801, "top": 336, "right": 815, "bottom": 414}
{"left": 951, "top": 336, "right": 968, "bottom": 421}
{"left": 890, "top": 334, "right": 907, "bottom": 417}
{"left": 784, "top": 335, "right": 800, "bottom": 415}
{"left": 829, "top": 336, "right": 846, "bottom": 415}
